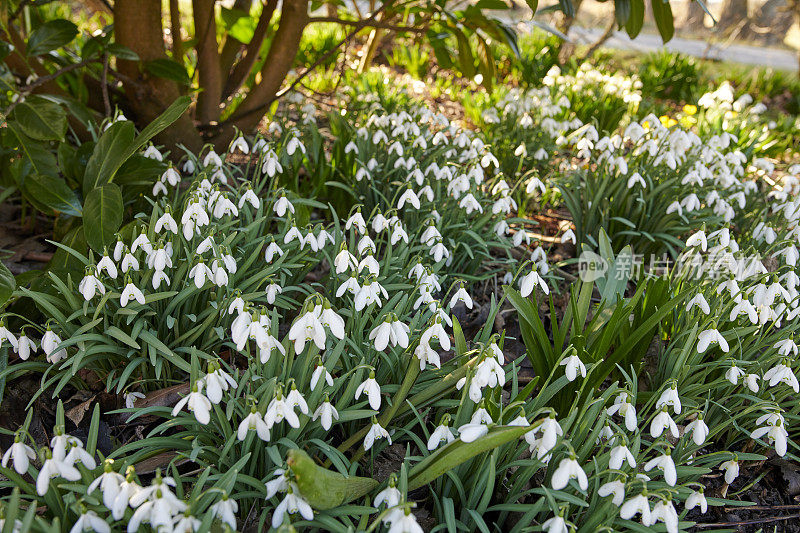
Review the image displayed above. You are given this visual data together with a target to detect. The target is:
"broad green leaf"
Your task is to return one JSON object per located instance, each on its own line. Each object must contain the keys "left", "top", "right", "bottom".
{"left": 220, "top": 7, "right": 258, "bottom": 43}
{"left": 614, "top": 0, "right": 631, "bottom": 27}
{"left": 26, "top": 19, "right": 79, "bottom": 56}
{"left": 288, "top": 449, "right": 379, "bottom": 509}
{"left": 0, "top": 261, "right": 15, "bottom": 308}
{"left": 82, "top": 121, "right": 135, "bottom": 196}
{"left": 7, "top": 123, "right": 58, "bottom": 178}
{"left": 651, "top": 0, "right": 674, "bottom": 42}
{"left": 408, "top": 425, "right": 531, "bottom": 490}
{"left": 83, "top": 183, "right": 123, "bottom": 252}
{"left": 625, "top": 0, "right": 645, "bottom": 37}
{"left": 145, "top": 58, "right": 192, "bottom": 86}
{"left": 48, "top": 226, "right": 87, "bottom": 274}
{"left": 11, "top": 96, "right": 67, "bottom": 141}
{"left": 25, "top": 174, "right": 81, "bottom": 216}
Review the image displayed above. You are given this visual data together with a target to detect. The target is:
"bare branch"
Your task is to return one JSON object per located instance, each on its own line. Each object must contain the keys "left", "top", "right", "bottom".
{"left": 307, "top": 15, "right": 425, "bottom": 33}
{"left": 221, "top": 0, "right": 279, "bottom": 101}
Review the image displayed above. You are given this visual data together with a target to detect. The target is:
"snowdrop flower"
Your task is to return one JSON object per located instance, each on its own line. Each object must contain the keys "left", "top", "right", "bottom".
{"left": 264, "top": 238, "right": 284, "bottom": 263}
{"left": 41, "top": 326, "right": 66, "bottom": 363}
{"left": 230, "top": 135, "right": 249, "bottom": 154}
{"left": 775, "top": 338, "right": 798, "bottom": 357}
{"left": 650, "top": 407, "right": 679, "bottom": 439}
{"left": 686, "top": 230, "right": 708, "bottom": 251}
{"left": 457, "top": 422, "right": 489, "bottom": 443}
{"left": 312, "top": 395, "right": 339, "bottom": 431}
{"left": 87, "top": 460, "right": 126, "bottom": 510}
{"left": 560, "top": 351, "right": 587, "bottom": 381}
{"left": 697, "top": 328, "right": 728, "bottom": 353}
{"left": 763, "top": 361, "right": 799, "bottom": 392}
{"left": 561, "top": 229, "right": 576, "bottom": 244}
{"left": 78, "top": 267, "right": 106, "bottom": 301}
{"left": 725, "top": 364, "right": 745, "bottom": 385}
{"left": 364, "top": 417, "right": 391, "bottom": 450}
{"left": 203, "top": 150, "right": 223, "bottom": 167}
{"left": 1, "top": 436, "right": 35, "bottom": 474}
{"left": 189, "top": 260, "right": 213, "bottom": 289}
{"left": 542, "top": 514, "right": 568, "bottom": 533}
{"left": 686, "top": 294, "right": 710, "bottom": 314}
{"left": 273, "top": 194, "right": 295, "bottom": 217}
{"left": 265, "top": 282, "right": 283, "bottom": 304}
{"left": 171, "top": 382, "right": 212, "bottom": 425}
{"left": 16, "top": 332, "right": 36, "bottom": 360}
{"left": 598, "top": 479, "right": 626, "bottom": 506}
{"left": 96, "top": 253, "right": 118, "bottom": 279}
{"left": 751, "top": 419, "right": 788, "bottom": 457}
{"left": 385, "top": 508, "right": 424, "bottom": 533}
{"left": 69, "top": 510, "right": 110, "bottom": 533}
{"left": 397, "top": 188, "right": 420, "bottom": 210}
{"left": 355, "top": 371, "right": 382, "bottom": 410}
{"left": 374, "top": 479, "right": 402, "bottom": 508}
{"left": 644, "top": 450, "right": 677, "bottom": 486}
{"left": 120, "top": 279, "right": 146, "bottom": 307}
{"left": 627, "top": 172, "right": 646, "bottom": 189}
{"left": 204, "top": 364, "right": 237, "bottom": 404}
{"left": 685, "top": 489, "right": 708, "bottom": 513}
{"left": 310, "top": 364, "right": 333, "bottom": 390}
{"left": 609, "top": 442, "right": 636, "bottom": 469}
{"left": 37, "top": 448, "right": 81, "bottom": 495}
{"left": 210, "top": 494, "right": 237, "bottom": 529}
{"left": 744, "top": 373, "right": 760, "bottom": 392}
{"left": 686, "top": 414, "right": 710, "bottom": 445}
{"left": 551, "top": 456, "right": 588, "bottom": 491}
{"left": 369, "top": 315, "right": 409, "bottom": 351}
{"left": 265, "top": 390, "right": 301, "bottom": 429}
{"left": 238, "top": 407, "right": 271, "bottom": 442}
{"left": 428, "top": 416, "right": 456, "bottom": 450}
{"left": 143, "top": 145, "right": 163, "bottom": 161}
{"left": 449, "top": 283, "right": 473, "bottom": 309}
{"left": 720, "top": 458, "right": 739, "bottom": 484}
{"left": 656, "top": 385, "right": 682, "bottom": 414}
{"left": 651, "top": 498, "right": 678, "bottom": 533}
{"left": 519, "top": 268, "right": 549, "bottom": 297}
{"left": 620, "top": 492, "right": 652, "bottom": 526}
{"left": 606, "top": 392, "right": 638, "bottom": 432}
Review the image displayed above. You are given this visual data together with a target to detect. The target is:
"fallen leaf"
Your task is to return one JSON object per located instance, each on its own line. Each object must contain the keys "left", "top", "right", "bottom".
{"left": 65, "top": 396, "right": 95, "bottom": 426}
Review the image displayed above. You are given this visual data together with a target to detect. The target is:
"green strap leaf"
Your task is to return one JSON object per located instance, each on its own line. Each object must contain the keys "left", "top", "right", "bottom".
{"left": 83, "top": 183, "right": 123, "bottom": 252}
{"left": 651, "top": 0, "right": 675, "bottom": 42}
{"left": 0, "top": 261, "right": 13, "bottom": 309}
{"left": 11, "top": 96, "right": 67, "bottom": 141}
{"left": 288, "top": 449, "right": 379, "bottom": 509}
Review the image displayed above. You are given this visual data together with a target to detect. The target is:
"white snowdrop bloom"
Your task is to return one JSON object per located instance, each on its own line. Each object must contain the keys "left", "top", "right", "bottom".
{"left": 650, "top": 407, "right": 679, "bottom": 439}
{"left": 265, "top": 282, "right": 282, "bottom": 305}
{"left": 374, "top": 483, "right": 402, "bottom": 508}
{"left": 124, "top": 391, "right": 145, "bottom": 409}
{"left": 526, "top": 177, "right": 546, "bottom": 195}
{"left": 644, "top": 451, "right": 677, "bottom": 486}
{"left": 262, "top": 150, "right": 283, "bottom": 176}
{"left": 542, "top": 515, "right": 568, "bottom": 533}
{"left": 651, "top": 499, "right": 678, "bottom": 533}
{"left": 686, "top": 230, "right": 708, "bottom": 251}
{"left": 264, "top": 239, "right": 284, "bottom": 263}
{"left": 726, "top": 364, "right": 744, "bottom": 385}
{"left": 364, "top": 418, "right": 391, "bottom": 450}
{"left": 238, "top": 408, "right": 271, "bottom": 441}
{"left": 120, "top": 251, "right": 139, "bottom": 273}
{"left": 685, "top": 489, "right": 708, "bottom": 513}
{"left": 666, "top": 201, "right": 683, "bottom": 216}
{"left": 620, "top": 493, "right": 652, "bottom": 526}
{"left": 370, "top": 316, "right": 410, "bottom": 351}
{"left": 686, "top": 294, "right": 710, "bottom": 314}
{"left": 656, "top": 385, "right": 682, "bottom": 414}
{"left": 210, "top": 495, "right": 238, "bottom": 529}
{"left": 697, "top": 328, "right": 728, "bottom": 353}
{"left": 131, "top": 230, "right": 152, "bottom": 255}
{"left": 345, "top": 211, "right": 367, "bottom": 233}
{"left": 36, "top": 450, "right": 81, "bottom": 496}
{"left": 273, "top": 195, "right": 295, "bottom": 217}
{"left": 519, "top": 268, "right": 549, "bottom": 297}
{"left": 87, "top": 462, "right": 126, "bottom": 510}
{"left": 627, "top": 172, "right": 646, "bottom": 189}
{"left": 162, "top": 166, "right": 180, "bottom": 186}
{"left": 171, "top": 382, "right": 212, "bottom": 425}
{"left": 355, "top": 372, "right": 382, "bottom": 410}
{"left": 120, "top": 281, "right": 146, "bottom": 307}
{"left": 204, "top": 365, "right": 237, "bottom": 404}
{"left": 561, "top": 229, "right": 576, "bottom": 244}
{"left": 310, "top": 364, "right": 333, "bottom": 390}
{"left": 143, "top": 145, "right": 163, "bottom": 161}
{"left": 1, "top": 438, "right": 35, "bottom": 474}
{"left": 354, "top": 279, "right": 388, "bottom": 311}
{"left": 189, "top": 260, "right": 213, "bottom": 289}
{"left": 744, "top": 373, "right": 760, "bottom": 392}
{"left": 606, "top": 392, "right": 638, "bottom": 432}
{"left": 79, "top": 269, "right": 105, "bottom": 301}
{"left": 286, "top": 136, "right": 305, "bottom": 156}
{"left": 774, "top": 338, "right": 799, "bottom": 357}
{"left": 385, "top": 508, "right": 424, "bottom": 533}
{"left": 182, "top": 159, "right": 196, "bottom": 174}
{"left": 264, "top": 392, "right": 301, "bottom": 429}
{"left": 397, "top": 188, "right": 420, "bottom": 210}
{"left": 598, "top": 479, "right": 626, "bottom": 506}
{"left": 239, "top": 187, "right": 260, "bottom": 209}
{"left": 285, "top": 385, "right": 309, "bottom": 416}
{"left": 152, "top": 271, "right": 171, "bottom": 290}
{"left": 763, "top": 361, "right": 799, "bottom": 392}
{"left": 457, "top": 422, "right": 489, "bottom": 443}
{"left": 230, "top": 136, "right": 249, "bottom": 154}
{"left": 41, "top": 327, "right": 66, "bottom": 363}
{"left": 312, "top": 396, "right": 339, "bottom": 430}
{"left": 551, "top": 456, "right": 588, "bottom": 491}
{"left": 391, "top": 222, "right": 409, "bottom": 244}
{"left": 559, "top": 353, "right": 587, "bottom": 381}
{"left": 203, "top": 150, "right": 223, "bottom": 168}
{"left": 428, "top": 420, "right": 456, "bottom": 450}
{"left": 69, "top": 510, "right": 110, "bottom": 533}
{"left": 720, "top": 458, "right": 739, "bottom": 484}
{"left": 686, "top": 415, "right": 710, "bottom": 446}
{"left": 751, "top": 420, "right": 788, "bottom": 457}
{"left": 459, "top": 193, "right": 483, "bottom": 214}
{"left": 449, "top": 285, "right": 473, "bottom": 309}
{"left": 97, "top": 254, "right": 118, "bottom": 279}
{"left": 429, "top": 239, "right": 450, "bottom": 263}
{"left": 16, "top": 333, "right": 36, "bottom": 361}
{"left": 609, "top": 443, "right": 636, "bottom": 469}
{"left": 173, "top": 514, "right": 201, "bottom": 533}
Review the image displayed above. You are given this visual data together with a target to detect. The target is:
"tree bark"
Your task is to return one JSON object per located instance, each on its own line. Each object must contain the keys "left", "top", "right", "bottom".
{"left": 717, "top": 0, "right": 750, "bottom": 34}
{"left": 169, "top": 0, "right": 185, "bottom": 62}
{"left": 218, "top": 0, "right": 253, "bottom": 79}
{"left": 193, "top": 0, "right": 223, "bottom": 124}
{"left": 224, "top": 0, "right": 308, "bottom": 140}
{"left": 683, "top": 0, "right": 707, "bottom": 30}
{"left": 114, "top": 0, "right": 202, "bottom": 153}
{"left": 222, "top": 0, "right": 278, "bottom": 100}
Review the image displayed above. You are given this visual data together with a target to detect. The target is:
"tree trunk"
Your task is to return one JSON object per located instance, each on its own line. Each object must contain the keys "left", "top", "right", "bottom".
{"left": 222, "top": 0, "right": 279, "bottom": 100}
{"left": 169, "top": 0, "right": 184, "bottom": 61}
{"left": 683, "top": 0, "right": 707, "bottom": 30}
{"left": 114, "top": 0, "right": 202, "bottom": 153}
{"left": 717, "top": 0, "right": 750, "bottom": 34}
{"left": 224, "top": 0, "right": 308, "bottom": 141}
{"left": 193, "top": 0, "right": 223, "bottom": 124}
